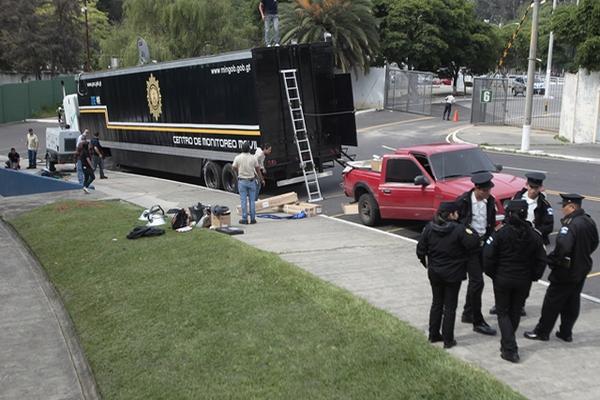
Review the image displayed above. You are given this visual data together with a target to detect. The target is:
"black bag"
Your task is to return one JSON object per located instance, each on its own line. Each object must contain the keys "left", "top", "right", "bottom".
{"left": 127, "top": 226, "right": 165, "bottom": 240}
{"left": 171, "top": 208, "right": 190, "bottom": 230}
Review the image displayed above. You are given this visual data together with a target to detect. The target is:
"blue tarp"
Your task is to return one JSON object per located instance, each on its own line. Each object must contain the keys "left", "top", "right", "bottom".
{"left": 0, "top": 168, "right": 81, "bottom": 197}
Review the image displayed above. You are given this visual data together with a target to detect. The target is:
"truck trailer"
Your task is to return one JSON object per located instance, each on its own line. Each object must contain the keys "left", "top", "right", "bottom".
{"left": 76, "top": 43, "right": 357, "bottom": 192}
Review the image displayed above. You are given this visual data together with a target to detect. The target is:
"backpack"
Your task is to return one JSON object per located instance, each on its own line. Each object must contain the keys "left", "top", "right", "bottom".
{"left": 171, "top": 208, "right": 190, "bottom": 230}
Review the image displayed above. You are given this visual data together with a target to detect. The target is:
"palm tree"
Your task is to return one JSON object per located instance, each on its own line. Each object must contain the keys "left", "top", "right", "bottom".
{"left": 280, "top": 0, "right": 380, "bottom": 73}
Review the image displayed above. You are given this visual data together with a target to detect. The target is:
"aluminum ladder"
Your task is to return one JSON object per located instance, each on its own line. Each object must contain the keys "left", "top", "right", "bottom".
{"left": 280, "top": 69, "right": 323, "bottom": 203}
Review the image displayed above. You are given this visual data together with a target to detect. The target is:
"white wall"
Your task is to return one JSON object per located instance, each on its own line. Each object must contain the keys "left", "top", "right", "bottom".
{"left": 559, "top": 69, "right": 600, "bottom": 143}
{"left": 350, "top": 67, "right": 385, "bottom": 110}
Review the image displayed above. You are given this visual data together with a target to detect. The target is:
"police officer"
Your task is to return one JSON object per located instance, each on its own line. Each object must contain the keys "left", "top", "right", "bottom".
{"left": 483, "top": 200, "right": 547, "bottom": 363}
{"left": 490, "top": 171, "right": 554, "bottom": 316}
{"left": 417, "top": 201, "right": 480, "bottom": 348}
{"left": 525, "top": 193, "right": 599, "bottom": 342}
{"left": 455, "top": 171, "right": 497, "bottom": 335}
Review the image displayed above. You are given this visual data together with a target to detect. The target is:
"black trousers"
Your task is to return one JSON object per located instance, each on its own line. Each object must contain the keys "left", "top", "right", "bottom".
{"left": 429, "top": 271, "right": 462, "bottom": 343}
{"left": 493, "top": 277, "right": 531, "bottom": 354}
{"left": 443, "top": 103, "right": 452, "bottom": 120}
{"left": 83, "top": 165, "right": 95, "bottom": 188}
{"left": 536, "top": 279, "right": 586, "bottom": 337}
{"left": 463, "top": 251, "right": 485, "bottom": 325}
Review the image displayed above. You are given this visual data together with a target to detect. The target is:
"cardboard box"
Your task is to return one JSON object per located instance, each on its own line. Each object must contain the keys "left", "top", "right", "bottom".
{"left": 283, "top": 202, "right": 322, "bottom": 217}
{"left": 342, "top": 203, "right": 359, "bottom": 215}
{"left": 370, "top": 159, "right": 382, "bottom": 172}
{"left": 210, "top": 213, "right": 231, "bottom": 228}
{"left": 236, "top": 192, "right": 298, "bottom": 215}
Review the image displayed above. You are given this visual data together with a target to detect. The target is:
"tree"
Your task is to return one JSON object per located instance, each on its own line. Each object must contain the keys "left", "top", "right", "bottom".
{"left": 375, "top": 0, "right": 501, "bottom": 91}
{"left": 475, "top": 0, "right": 528, "bottom": 24}
{"left": 97, "top": 0, "right": 124, "bottom": 22}
{"left": 279, "top": 0, "right": 380, "bottom": 73}
{"left": 552, "top": 0, "right": 600, "bottom": 72}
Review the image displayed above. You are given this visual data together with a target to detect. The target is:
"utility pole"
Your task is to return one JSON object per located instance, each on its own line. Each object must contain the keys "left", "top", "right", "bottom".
{"left": 521, "top": 0, "right": 541, "bottom": 152}
{"left": 544, "top": 0, "right": 558, "bottom": 99}
{"left": 83, "top": 0, "right": 91, "bottom": 72}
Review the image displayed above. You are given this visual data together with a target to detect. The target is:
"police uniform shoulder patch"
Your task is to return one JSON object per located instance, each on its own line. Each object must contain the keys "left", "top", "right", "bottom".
{"left": 486, "top": 236, "right": 494, "bottom": 245}
{"left": 547, "top": 207, "right": 553, "bottom": 216}
{"left": 559, "top": 226, "right": 569, "bottom": 235}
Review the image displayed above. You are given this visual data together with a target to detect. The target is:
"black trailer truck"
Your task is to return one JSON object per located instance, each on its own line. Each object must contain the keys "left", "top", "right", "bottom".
{"left": 76, "top": 43, "right": 357, "bottom": 192}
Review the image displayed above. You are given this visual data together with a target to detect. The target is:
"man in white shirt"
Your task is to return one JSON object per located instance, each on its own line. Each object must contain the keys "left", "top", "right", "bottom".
{"left": 456, "top": 172, "right": 497, "bottom": 336}
{"left": 25, "top": 128, "right": 39, "bottom": 169}
{"left": 233, "top": 142, "right": 264, "bottom": 224}
{"left": 254, "top": 143, "right": 272, "bottom": 201}
{"left": 443, "top": 94, "right": 456, "bottom": 120}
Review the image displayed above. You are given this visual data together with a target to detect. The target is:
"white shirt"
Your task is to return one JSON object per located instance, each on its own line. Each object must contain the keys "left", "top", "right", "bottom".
{"left": 471, "top": 191, "right": 488, "bottom": 236}
{"left": 522, "top": 193, "right": 538, "bottom": 223}
{"left": 26, "top": 133, "right": 39, "bottom": 150}
{"left": 76, "top": 134, "right": 86, "bottom": 147}
{"left": 445, "top": 95, "right": 456, "bottom": 104}
{"left": 233, "top": 152, "right": 259, "bottom": 179}
{"left": 255, "top": 147, "right": 266, "bottom": 172}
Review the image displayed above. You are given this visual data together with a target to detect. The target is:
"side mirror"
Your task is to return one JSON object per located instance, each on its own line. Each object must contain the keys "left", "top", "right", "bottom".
{"left": 414, "top": 175, "right": 430, "bottom": 186}
{"left": 495, "top": 164, "right": 503, "bottom": 172}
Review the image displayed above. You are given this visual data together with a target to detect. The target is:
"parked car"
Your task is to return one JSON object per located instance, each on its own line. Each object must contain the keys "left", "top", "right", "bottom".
{"left": 533, "top": 80, "right": 545, "bottom": 95}
{"left": 342, "top": 143, "right": 526, "bottom": 226}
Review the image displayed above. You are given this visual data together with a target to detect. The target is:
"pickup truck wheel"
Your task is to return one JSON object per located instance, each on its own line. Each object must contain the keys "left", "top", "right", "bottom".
{"left": 358, "top": 193, "right": 380, "bottom": 226}
{"left": 221, "top": 163, "right": 238, "bottom": 193}
{"left": 45, "top": 156, "right": 56, "bottom": 172}
{"left": 203, "top": 161, "right": 223, "bottom": 190}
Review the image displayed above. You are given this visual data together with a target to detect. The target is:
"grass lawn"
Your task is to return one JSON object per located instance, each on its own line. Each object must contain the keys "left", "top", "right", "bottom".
{"left": 12, "top": 200, "right": 525, "bottom": 400}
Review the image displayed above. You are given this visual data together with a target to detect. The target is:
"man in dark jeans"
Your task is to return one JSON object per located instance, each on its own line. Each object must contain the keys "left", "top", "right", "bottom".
{"left": 455, "top": 172, "right": 497, "bottom": 336}
{"left": 90, "top": 132, "right": 107, "bottom": 179}
{"left": 259, "top": 0, "right": 279, "bottom": 46}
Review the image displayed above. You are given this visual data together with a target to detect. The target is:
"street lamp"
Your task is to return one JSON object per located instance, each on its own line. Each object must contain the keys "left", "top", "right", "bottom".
{"left": 521, "top": 0, "right": 541, "bottom": 152}
{"left": 82, "top": 0, "right": 91, "bottom": 72}
{"left": 544, "top": 0, "right": 558, "bottom": 99}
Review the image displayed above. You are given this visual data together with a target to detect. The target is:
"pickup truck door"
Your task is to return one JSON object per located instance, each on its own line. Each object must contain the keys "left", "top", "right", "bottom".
{"left": 377, "top": 156, "right": 435, "bottom": 220}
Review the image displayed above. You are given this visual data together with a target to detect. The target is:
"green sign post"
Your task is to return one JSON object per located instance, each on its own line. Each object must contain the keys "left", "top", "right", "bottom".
{"left": 480, "top": 89, "right": 492, "bottom": 103}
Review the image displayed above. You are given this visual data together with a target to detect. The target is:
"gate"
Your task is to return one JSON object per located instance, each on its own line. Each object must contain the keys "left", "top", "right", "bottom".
{"left": 471, "top": 77, "right": 563, "bottom": 132}
{"left": 384, "top": 67, "right": 433, "bottom": 115}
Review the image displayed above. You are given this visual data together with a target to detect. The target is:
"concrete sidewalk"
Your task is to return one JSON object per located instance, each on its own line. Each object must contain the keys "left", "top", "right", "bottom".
{"left": 2, "top": 172, "right": 600, "bottom": 399}
{"left": 451, "top": 125, "right": 600, "bottom": 163}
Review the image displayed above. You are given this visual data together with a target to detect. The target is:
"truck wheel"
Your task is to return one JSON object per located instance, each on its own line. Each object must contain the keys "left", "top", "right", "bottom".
{"left": 45, "top": 156, "right": 56, "bottom": 172}
{"left": 358, "top": 193, "right": 380, "bottom": 226}
{"left": 221, "top": 163, "right": 238, "bottom": 193}
{"left": 203, "top": 161, "right": 223, "bottom": 190}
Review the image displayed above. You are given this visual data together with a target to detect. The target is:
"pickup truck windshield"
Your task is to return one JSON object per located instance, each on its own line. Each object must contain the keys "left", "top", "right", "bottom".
{"left": 430, "top": 148, "right": 496, "bottom": 180}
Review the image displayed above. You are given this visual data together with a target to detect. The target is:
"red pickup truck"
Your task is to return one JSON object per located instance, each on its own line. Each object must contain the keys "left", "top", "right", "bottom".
{"left": 342, "top": 143, "right": 526, "bottom": 226}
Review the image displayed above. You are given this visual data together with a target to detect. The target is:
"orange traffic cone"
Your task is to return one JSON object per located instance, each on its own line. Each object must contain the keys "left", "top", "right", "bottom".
{"left": 452, "top": 110, "right": 459, "bottom": 122}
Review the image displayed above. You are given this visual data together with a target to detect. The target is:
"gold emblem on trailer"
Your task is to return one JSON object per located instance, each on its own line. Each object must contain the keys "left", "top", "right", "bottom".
{"left": 146, "top": 73, "right": 162, "bottom": 120}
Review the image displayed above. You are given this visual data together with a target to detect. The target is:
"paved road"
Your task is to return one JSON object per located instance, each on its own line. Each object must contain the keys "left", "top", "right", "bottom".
{"left": 2, "top": 107, "right": 599, "bottom": 299}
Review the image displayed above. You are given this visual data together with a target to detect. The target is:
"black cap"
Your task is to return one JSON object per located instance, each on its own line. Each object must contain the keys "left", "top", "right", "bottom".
{"left": 558, "top": 193, "right": 584, "bottom": 206}
{"left": 471, "top": 171, "right": 494, "bottom": 189}
{"left": 438, "top": 201, "right": 459, "bottom": 213}
{"left": 505, "top": 199, "right": 528, "bottom": 213}
{"left": 525, "top": 172, "right": 546, "bottom": 187}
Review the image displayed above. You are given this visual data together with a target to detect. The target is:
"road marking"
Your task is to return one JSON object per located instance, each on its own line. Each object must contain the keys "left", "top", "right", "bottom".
{"left": 503, "top": 166, "right": 548, "bottom": 174}
{"left": 358, "top": 116, "right": 435, "bottom": 133}
{"left": 545, "top": 189, "right": 600, "bottom": 203}
{"left": 329, "top": 212, "right": 346, "bottom": 218}
{"left": 587, "top": 272, "right": 600, "bottom": 278}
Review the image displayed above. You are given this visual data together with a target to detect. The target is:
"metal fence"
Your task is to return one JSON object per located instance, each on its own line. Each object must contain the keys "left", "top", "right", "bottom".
{"left": 384, "top": 67, "right": 433, "bottom": 115}
{"left": 471, "top": 77, "right": 563, "bottom": 132}
{"left": 0, "top": 76, "right": 75, "bottom": 124}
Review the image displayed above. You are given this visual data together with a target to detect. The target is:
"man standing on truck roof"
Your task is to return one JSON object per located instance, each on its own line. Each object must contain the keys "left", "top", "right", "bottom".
{"left": 233, "top": 142, "right": 265, "bottom": 225}
{"left": 259, "top": 0, "right": 279, "bottom": 47}
{"left": 455, "top": 171, "right": 497, "bottom": 336}
{"left": 25, "top": 128, "right": 39, "bottom": 169}
{"left": 254, "top": 143, "right": 272, "bottom": 201}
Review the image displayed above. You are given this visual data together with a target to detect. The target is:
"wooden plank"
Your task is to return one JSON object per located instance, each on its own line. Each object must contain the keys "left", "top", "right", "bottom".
{"left": 236, "top": 192, "right": 298, "bottom": 215}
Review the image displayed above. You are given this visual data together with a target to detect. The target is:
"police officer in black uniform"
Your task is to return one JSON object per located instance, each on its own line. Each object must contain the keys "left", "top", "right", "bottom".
{"left": 455, "top": 171, "right": 497, "bottom": 335}
{"left": 417, "top": 201, "right": 480, "bottom": 348}
{"left": 483, "top": 200, "right": 547, "bottom": 363}
{"left": 525, "top": 193, "right": 599, "bottom": 342}
{"left": 489, "top": 171, "right": 554, "bottom": 316}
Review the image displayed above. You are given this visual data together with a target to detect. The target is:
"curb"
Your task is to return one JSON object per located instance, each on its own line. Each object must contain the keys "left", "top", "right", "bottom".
{"left": 446, "top": 126, "right": 600, "bottom": 165}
